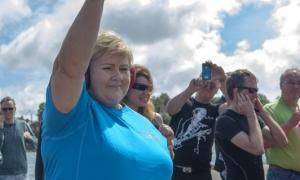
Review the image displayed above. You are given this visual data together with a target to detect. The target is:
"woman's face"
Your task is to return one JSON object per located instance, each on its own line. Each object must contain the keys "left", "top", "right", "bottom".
{"left": 89, "top": 54, "right": 130, "bottom": 107}
{"left": 126, "top": 76, "right": 152, "bottom": 110}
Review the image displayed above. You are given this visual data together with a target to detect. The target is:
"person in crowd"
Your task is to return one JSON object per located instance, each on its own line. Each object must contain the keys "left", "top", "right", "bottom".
{"left": 41, "top": 0, "right": 173, "bottom": 179}
{"left": 166, "top": 62, "right": 225, "bottom": 180}
{"left": 212, "top": 72, "right": 232, "bottom": 180}
{"left": 264, "top": 68, "right": 300, "bottom": 180}
{"left": 123, "top": 64, "right": 174, "bottom": 158}
{"left": 35, "top": 119, "right": 43, "bottom": 180}
{"left": 215, "top": 69, "right": 288, "bottom": 180}
{"left": 0, "top": 96, "right": 37, "bottom": 180}
{"left": 0, "top": 107, "right": 3, "bottom": 165}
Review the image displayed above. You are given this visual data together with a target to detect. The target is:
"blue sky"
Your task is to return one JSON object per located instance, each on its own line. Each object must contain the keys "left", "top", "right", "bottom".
{"left": 221, "top": 4, "right": 275, "bottom": 55}
{"left": 0, "top": 0, "right": 300, "bottom": 119}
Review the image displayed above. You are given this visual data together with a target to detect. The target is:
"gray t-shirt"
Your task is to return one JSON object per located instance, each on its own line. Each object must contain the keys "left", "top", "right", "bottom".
{"left": 0, "top": 120, "right": 37, "bottom": 175}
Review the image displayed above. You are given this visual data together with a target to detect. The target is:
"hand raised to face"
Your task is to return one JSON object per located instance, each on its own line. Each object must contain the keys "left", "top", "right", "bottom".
{"left": 233, "top": 89, "right": 255, "bottom": 117}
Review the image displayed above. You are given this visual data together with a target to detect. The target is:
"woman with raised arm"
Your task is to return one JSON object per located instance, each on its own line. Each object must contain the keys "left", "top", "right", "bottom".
{"left": 42, "top": 1, "right": 173, "bottom": 179}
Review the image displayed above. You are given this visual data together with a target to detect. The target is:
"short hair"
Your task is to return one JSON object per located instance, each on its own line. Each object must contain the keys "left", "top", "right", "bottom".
{"left": 226, "top": 69, "right": 257, "bottom": 100}
{"left": 92, "top": 32, "right": 133, "bottom": 64}
{"left": 85, "top": 32, "right": 133, "bottom": 88}
{"left": 279, "top": 68, "right": 300, "bottom": 88}
{"left": 0, "top": 96, "right": 16, "bottom": 106}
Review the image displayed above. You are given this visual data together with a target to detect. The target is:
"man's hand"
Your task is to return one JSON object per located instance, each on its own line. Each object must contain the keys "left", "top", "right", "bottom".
{"left": 234, "top": 91, "right": 255, "bottom": 118}
{"left": 288, "top": 111, "right": 300, "bottom": 128}
{"left": 211, "top": 64, "right": 225, "bottom": 82}
{"left": 23, "top": 131, "right": 32, "bottom": 140}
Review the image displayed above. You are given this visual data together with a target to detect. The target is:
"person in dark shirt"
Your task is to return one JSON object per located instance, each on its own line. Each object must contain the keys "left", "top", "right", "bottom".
{"left": 167, "top": 62, "right": 225, "bottom": 180}
{"left": 215, "top": 69, "right": 288, "bottom": 180}
{"left": 0, "top": 96, "right": 37, "bottom": 180}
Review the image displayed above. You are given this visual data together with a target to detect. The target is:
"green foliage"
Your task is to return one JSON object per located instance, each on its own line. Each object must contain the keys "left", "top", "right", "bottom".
{"left": 37, "top": 102, "right": 45, "bottom": 121}
{"left": 161, "top": 112, "right": 171, "bottom": 125}
{"left": 152, "top": 93, "right": 170, "bottom": 112}
{"left": 258, "top": 93, "right": 270, "bottom": 105}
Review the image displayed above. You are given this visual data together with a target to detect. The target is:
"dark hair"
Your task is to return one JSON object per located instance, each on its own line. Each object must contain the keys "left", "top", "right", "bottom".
{"left": 226, "top": 69, "right": 257, "bottom": 100}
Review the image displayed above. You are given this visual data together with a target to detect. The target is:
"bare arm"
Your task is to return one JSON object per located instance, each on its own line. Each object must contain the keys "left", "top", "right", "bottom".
{"left": 166, "top": 83, "right": 195, "bottom": 116}
{"left": 264, "top": 111, "right": 300, "bottom": 148}
{"left": 281, "top": 112, "right": 300, "bottom": 134}
{"left": 260, "top": 111, "right": 288, "bottom": 148}
{"left": 51, "top": 0, "right": 104, "bottom": 113}
{"left": 231, "top": 113, "right": 264, "bottom": 155}
{"left": 230, "top": 92, "right": 264, "bottom": 155}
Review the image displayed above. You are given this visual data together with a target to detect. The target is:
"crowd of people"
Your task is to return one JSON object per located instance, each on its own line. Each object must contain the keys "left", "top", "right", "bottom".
{"left": 0, "top": 0, "right": 299, "bottom": 180}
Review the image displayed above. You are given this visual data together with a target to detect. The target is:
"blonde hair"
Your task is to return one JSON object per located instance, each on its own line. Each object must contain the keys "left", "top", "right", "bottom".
{"left": 92, "top": 32, "right": 133, "bottom": 64}
{"left": 86, "top": 32, "right": 133, "bottom": 88}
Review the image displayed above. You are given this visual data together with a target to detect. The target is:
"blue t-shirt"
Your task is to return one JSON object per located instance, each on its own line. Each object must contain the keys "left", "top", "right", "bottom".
{"left": 41, "top": 82, "right": 173, "bottom": 180}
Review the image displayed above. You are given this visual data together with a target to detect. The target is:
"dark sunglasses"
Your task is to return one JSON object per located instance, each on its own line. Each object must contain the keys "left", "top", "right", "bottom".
{"left": 237, "top": 86, "right": 258, "bottom": 94}
{"left": 132, "top": 83, "right": 151, "bottom": 91}
{"left": 1, "top": 107, "right": 14, "bottom": 112}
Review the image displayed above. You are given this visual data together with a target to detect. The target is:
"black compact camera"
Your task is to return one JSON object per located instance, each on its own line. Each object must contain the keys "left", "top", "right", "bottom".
{"left": 201, "top": 63, "right": 211, "bottom": 80}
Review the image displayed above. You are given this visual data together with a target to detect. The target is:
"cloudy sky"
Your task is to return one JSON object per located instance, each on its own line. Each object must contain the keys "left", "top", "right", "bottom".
{"left": 0, "top": 0, "right": 299, "bottom": 120}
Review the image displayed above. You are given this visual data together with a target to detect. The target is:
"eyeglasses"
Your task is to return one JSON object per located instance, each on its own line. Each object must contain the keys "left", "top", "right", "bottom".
{"left": 284, "top": 81, "right": 300, "bottom": 86}
{"left": 132, "top": 83, "right": 151, "bottom": 91}
{"left": 237, "top": 86, "right": 258, "bottom": 94}
{"left": 1, "top": 107, "right": 14, "bottom": 112}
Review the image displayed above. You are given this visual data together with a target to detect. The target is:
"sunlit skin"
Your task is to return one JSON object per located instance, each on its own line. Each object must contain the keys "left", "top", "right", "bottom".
{"left": 126, "top": 76, "right": 152, "bottom": 111}
{"left": 88, "top": 54, "right": 131, "bottom": 108}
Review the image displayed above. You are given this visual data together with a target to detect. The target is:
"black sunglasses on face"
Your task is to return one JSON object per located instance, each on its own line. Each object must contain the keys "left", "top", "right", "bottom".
{"left": 132, "top": 83, "right": 151, "bottom": 91}
{"left": 237, "top": 86, "right": 258, "bottom": 94}
{"left": 1, "top": 107, "right": 14, "bottom": 112}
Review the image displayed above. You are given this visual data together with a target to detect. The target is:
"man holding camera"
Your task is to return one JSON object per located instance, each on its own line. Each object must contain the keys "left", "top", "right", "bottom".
{"left": 166, "top": 62, "right": 225, "bottom": 180}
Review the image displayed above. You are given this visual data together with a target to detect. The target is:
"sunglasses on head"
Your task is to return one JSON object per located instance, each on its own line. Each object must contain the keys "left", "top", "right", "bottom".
{"left": 132, "top": 83, "right": 151, "bottom": 91}
{"left": 237, "top": 86, "right": 258, "bottom": 94}
{"left": 1, "top": 107, "right": 14, "bottom": 112}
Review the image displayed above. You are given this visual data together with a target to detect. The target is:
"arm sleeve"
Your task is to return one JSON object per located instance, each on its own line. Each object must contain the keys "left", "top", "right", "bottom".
{"left": 215, "top": 115, "right": 242, "bottom": 140}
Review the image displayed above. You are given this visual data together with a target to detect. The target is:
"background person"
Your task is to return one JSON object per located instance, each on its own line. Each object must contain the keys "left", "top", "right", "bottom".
{"left": 0, "top": 96, "right": 37, "bottom": 180}
{"left": 264, "top": 68, "right": 300, "bottom": 180}
{"left": 41, "top": 0, "right": 173, "bottom": 179}
{"left": 123, "top": 64, "right": 174, "bottom": 158}
{"left": 215, "top": 69, "right": 287, "bottom": 180}
{"left": 167, "top": 62, "right": 225, "bottom": 180}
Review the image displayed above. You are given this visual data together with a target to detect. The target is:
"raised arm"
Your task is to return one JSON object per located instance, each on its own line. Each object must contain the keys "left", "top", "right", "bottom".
{"left": 230, "top": 93, "right": 264, "bottom": 155}
{"left": 263, "top": 110, "right": 299, "bottom": 148}
{"left": 51, "top": 0, "right": 104, "bottom": 112}
{"left": 166, "top": 78, "right": 199, "bottom": 115}
{"left": 254, "top": 98, "right": 288, "bottom": 148}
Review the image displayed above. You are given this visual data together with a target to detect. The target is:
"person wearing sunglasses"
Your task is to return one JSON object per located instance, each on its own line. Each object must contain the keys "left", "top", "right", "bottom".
{"left": 215, "top": 69, "right": 288, "bottom": 180}
{"left": 0, "top": 96, "right": 37, "bottom": 180}
{"left": 264, "top": 68, "right": 300, "bottom": 180}
{"left": 166, "top": 62, "right": 225, "bottom": 180}
{"left": 41, "top": 1, "right": 172, "bottom": 180}
{"left": 123, "top": 64, "right": 174, "bottom": 159}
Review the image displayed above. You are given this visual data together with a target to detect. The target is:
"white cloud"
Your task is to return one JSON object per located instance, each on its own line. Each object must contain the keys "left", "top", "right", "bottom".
{"left": 1, "top": 0, "right": 300, "bottom": 117}
{"left": 0, "top": 0, "right": 32, "bottom": 28}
